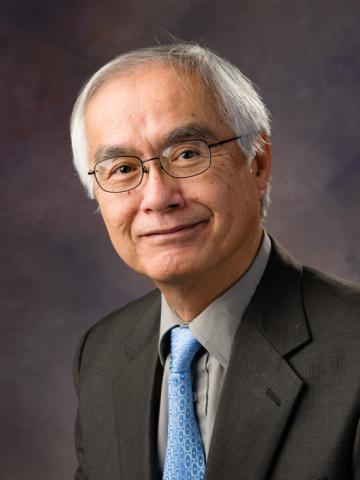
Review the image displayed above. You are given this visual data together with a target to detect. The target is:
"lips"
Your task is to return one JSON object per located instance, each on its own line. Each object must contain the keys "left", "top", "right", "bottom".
{"left": 140, "top": 220, "right": 207, "bottom": 237}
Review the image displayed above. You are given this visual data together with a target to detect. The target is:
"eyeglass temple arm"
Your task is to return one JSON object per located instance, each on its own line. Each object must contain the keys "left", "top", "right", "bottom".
{"left": 207, "top": 135, "right": 244, "bottom": 149}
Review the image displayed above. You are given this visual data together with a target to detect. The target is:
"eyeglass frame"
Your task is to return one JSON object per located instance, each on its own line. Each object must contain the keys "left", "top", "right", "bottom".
{"left": 88, "top": 134, "right": 248, "bottom": 193}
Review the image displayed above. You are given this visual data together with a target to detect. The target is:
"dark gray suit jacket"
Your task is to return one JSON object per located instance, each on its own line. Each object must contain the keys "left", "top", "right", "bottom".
{"left": 74, "top": 240, "right": 360, "bottom": 479}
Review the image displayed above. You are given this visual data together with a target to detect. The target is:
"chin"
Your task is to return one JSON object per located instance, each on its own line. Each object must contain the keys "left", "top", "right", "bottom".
{"left": 136, "top": 253, "right": 201, "bottom": 285}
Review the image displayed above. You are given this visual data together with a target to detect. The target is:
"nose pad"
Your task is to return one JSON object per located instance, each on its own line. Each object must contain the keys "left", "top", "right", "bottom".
{"left": 142, "top": 162, "right": 164, "bottom": 174}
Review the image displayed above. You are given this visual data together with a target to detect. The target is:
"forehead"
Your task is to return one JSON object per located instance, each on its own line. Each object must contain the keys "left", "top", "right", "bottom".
{"left": 89, "top": 62, "right": 215, "bottom": 111}
{"left": 85, "top": 63, "right": 230, "bottom": 149}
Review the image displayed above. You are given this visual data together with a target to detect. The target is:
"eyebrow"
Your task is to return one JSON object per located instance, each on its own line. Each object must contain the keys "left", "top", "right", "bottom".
{"left": 164, "top": 123, "right": 217, "bottom": 144}
{"left": 94, "top": 146, "right": 129, "bottom": 164}
{"left": 93, "top": 123, "right": 218, "bottom": 165}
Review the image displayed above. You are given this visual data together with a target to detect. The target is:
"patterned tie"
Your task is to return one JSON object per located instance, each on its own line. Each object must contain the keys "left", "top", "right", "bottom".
{"left": 163, "top": 326, "right": 206, "bottom": 480}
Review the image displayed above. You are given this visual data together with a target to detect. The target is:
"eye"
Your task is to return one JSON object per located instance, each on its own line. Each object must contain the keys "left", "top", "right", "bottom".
{"left": 108, "top": 160, "right": 139, "bottom": 176}
{"left": 173, "top": 145, "right": 202, "bottom": 162}
{"left": 179, "top": 149, "right": 199, "bottom": 160}
{"left": 113, "top": 164, "right": 134, "bottom": 174}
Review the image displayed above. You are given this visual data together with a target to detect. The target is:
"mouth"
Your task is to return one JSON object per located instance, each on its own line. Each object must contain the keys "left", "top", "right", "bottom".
{"left": 140, "top": 220, "right": 208, "bottom": 238}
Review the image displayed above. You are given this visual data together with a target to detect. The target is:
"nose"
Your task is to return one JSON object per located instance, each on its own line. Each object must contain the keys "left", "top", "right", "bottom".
{"left": 139, "top": 160, "right": 186, "bottom": 213}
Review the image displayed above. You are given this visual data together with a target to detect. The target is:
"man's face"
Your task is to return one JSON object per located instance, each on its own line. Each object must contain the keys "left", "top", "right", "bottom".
{"left": 85, "top": 64, "right": 270, "bottom": 287}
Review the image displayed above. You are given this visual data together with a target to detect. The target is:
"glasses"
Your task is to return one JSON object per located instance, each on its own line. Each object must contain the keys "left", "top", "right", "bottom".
{"left": 88, "top": 135, "right": 244, "bottom": 193}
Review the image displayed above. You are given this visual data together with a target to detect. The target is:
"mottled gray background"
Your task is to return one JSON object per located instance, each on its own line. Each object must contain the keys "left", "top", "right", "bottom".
{"left": 1, "top": 0, "right": 359, "bottom": 478}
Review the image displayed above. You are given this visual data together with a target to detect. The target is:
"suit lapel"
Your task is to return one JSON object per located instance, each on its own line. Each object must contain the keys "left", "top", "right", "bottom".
{"left": 205, "top": 314, "right": 304, "bottom": 480}
{"left": 205, "top": 239, "right": 310, "bottom": 480}
{"left": 112, "top": 294, "right": 162, "bottom": 480}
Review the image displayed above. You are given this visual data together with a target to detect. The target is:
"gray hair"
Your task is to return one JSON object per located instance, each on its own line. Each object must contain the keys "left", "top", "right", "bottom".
{"left": 70, "top": 42, "right": 271, "bottom": 216}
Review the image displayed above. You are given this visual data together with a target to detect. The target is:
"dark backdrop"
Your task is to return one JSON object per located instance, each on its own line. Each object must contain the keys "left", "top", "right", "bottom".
{"left": 1, "top": 0, "right": 359, "bottom": 478}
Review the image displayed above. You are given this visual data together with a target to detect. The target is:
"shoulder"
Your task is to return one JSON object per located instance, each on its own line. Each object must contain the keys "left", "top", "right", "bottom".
{"left": 267, "top": 237, "right": 360, "bottom": 344}
{"left": 299, "top": 266, "right": 360, "bottom": 362}
{"left": 82, "top": 288, "right": 160, "bottom": 341}
{"left": 270, "top": 236, "right": 360, "bottom": 322}
{"left": 73, "top": 288, "right": 161, "bottom": 380}
{"left": 302, "top": 266, "right": 360, "bottom": 326}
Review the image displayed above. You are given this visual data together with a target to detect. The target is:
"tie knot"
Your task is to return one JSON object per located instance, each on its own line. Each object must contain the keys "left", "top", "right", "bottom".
{"left": 170, "top": 326, "right": 201, "bottom": 373}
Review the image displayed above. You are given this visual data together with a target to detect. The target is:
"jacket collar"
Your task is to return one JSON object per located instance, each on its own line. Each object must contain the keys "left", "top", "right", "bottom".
{"left": 246, "top": 237, "right": 310, "bottom": 356}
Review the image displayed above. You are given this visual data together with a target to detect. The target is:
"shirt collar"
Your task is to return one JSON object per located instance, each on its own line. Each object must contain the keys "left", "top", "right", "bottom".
{"left": 158, "top": 231, "right": 271, "bottom": 367}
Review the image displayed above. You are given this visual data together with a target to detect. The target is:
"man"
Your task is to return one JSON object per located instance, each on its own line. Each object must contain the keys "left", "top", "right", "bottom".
{"left": 70, "top": 43, "right": 360, "bottom": 479}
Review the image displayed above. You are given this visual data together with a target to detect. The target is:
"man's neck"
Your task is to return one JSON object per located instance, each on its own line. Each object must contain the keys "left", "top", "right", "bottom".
{"left": 155, "top": 228, "right": 264, "bottom": 322}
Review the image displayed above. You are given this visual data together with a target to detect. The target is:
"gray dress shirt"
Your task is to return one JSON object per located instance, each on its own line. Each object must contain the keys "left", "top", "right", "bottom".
{"left": 157, "top": 231, "right": 271, "bottom": 469}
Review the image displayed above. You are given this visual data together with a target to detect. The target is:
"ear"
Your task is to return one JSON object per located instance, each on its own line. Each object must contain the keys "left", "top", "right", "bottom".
{"left": 251, "top": 133, "right": 272, "bottom": 200}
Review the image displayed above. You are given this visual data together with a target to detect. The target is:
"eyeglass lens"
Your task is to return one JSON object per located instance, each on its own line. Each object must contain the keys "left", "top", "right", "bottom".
{"left": 94, "top": 140, "right": 211, "bottom": 193}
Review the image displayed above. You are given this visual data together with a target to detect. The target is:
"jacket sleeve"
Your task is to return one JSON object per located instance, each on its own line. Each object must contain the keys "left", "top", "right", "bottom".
{"left": 73, "top": 332, "right": 90, "bottom": 480}
{"left": 74, "top": 414, "right": 88, "bottom": 480}
{"left": 354, "top": 415, "right": 360, "bottom": 479}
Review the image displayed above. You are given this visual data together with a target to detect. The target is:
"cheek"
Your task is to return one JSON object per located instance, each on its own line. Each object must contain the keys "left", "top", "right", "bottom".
{"left": 98, "top": 196, "right": 136, "bottom": 244}
{"left": 218, "top": 174, "right": 259, "bottom": 225}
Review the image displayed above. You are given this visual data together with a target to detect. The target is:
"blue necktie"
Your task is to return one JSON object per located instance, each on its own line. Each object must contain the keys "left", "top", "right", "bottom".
{"left": 163, "top": 326, "right": 206, "bottom": 480}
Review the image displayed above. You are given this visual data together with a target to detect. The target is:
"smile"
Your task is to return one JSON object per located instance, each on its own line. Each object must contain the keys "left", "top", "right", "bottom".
{"left": 140, "top": 220, "right": 208, "bottom": 239}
